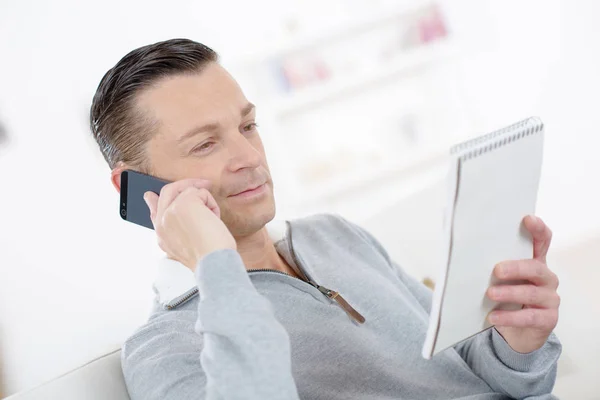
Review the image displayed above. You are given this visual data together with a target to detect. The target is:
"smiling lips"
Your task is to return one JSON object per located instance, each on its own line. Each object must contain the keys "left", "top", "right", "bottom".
{"left": 229, "top": 183, "right": 267, "bottom": 198}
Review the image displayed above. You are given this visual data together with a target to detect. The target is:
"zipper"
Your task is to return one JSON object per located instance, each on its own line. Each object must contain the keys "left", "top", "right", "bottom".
{"left": 167, "top": 223, "right": 366, "bottom": 325}
{"left": 166, "top": 287, "right": 199, "bottom": 310}
{"left": 247, "top": 268, "right": 365, "bottom": 324}
{"left": 166, "top": 269, "right": 297, "bottom": 309}
{"left": 316, "top": 285, "right": 366, "bottom": 324}
{"left": 284, "top": 221, "right": 366, "bottom": 325}
{"left": 247, "top": 268, "right": 300, "bottom": 278}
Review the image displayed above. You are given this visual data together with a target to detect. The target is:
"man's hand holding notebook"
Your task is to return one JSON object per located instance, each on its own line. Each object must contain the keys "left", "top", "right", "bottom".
{"left": 486, "top": 214, "right": 559, "bottom": 354}
{"left": 423, "top": 117, "right": 561, "bottom": 358}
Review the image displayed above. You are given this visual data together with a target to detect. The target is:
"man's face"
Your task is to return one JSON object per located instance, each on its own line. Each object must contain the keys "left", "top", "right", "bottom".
{"left": 136, "top": 63, "right": 275, "bottom": 237}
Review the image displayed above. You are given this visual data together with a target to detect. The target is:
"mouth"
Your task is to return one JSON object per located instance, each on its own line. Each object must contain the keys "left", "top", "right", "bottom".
{"left": 229, "top": 183, "right": 267, "bottom": 198}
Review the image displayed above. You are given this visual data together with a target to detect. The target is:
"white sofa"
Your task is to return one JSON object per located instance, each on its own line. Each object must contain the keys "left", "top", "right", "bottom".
{"left": 5, "top": 349, "right": 130, "bottom": 400}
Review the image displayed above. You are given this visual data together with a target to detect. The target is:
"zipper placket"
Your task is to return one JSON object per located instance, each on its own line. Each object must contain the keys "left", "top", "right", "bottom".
{"left": 166, "top": 287, "right": 199, "bottom": 310}
{"left": 284, "top": 221, "right": 366, "bottom": 325}
{"left": 166, "top": 223, "right": 366, "bottom": 325}
{"left": 247, "top": 268, "right": 365, "bottom": 325}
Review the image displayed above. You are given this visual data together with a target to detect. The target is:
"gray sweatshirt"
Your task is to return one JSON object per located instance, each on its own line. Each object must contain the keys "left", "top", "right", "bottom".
{"left": 122, "top": 214, "right": 561, "bottom": 400}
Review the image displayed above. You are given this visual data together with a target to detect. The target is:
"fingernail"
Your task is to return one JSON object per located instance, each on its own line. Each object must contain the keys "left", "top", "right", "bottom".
{"left": 529, "top": 215, "right": 538, "bottom": 223}
{"left": 143, "top": 193, "right": 149, "bottom": 205}
{"left": 489, "top": 313, "right": 498, "bottom": 324}
{"left": 489, "top": 287, "right": 499, "bottom": 298}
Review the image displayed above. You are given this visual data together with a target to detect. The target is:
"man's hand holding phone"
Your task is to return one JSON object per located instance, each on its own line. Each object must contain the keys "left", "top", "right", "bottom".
{"left": 143, "top": 179, "right": 236, "bottom": 272}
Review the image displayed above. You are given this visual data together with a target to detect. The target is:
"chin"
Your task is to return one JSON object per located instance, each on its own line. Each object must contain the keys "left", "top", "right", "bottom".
{"left": 222, "top": 193, "right": 276, "bottom": 237}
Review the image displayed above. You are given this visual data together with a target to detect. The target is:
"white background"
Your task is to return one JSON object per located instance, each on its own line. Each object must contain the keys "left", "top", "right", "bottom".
{"left": 0, "top": 0, "right": 599, "bottom": 398}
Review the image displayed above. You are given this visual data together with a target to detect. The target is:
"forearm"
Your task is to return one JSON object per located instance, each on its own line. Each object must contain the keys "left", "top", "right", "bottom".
{"left": 123, "top": 249, "right": 300, "bottom": 400}
{"left": 195, "top": 249, "right": 300, "bottom": 400}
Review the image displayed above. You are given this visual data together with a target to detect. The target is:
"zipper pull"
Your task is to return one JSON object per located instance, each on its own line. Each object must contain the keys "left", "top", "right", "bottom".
{"left": 318, "top": 286, "right": 366, "bottom": 324}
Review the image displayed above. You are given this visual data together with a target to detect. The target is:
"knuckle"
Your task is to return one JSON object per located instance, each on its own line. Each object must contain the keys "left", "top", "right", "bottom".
{"left": 500, "top": 262, "right": 513, "bottom": 278}
{"left": 163, "top": 206, "right": 173, "bottom": 219}
{"left": 526, "top": 286, "right": 539, "bottom": 305}
{"left": 157, "top": 237, "right": 169, "bottom": 253}
{"left": 533, "top": 260, "right": 546, "bottom": 277}
{"left": 554, "top": 293, "right": 561, "bottom": 308}
{"left": 178, "top": 187, "right": 192, "bottom": 197}
{"left": 500, "top": 285, "right": 513, "bottom": 300}
{"left": 511, "top": 261, "right": 522, "bottom": 277}
{"left": 191, "top": 188, "right": 205, "bottom": 198}
{"left": 184, "top": 187, "right": 201, "bottom": 199}
{"left": 156, "top": 227, "right": 167, "bottom": 241}
{"left": 542, "top": 312, "right": 558, "bottom": 330}
{"left": 159, "top": 183, "right": 172, "bottom": 197}
{"left": 161, "top": 209, "right": 174, "bottom": 226}
{"left": 521, "top": 260, "right": 534, "bottom": 277}
{"left": 525, "top": 310, "right": 539, "bottom": 326}
{"left": 550, "top": 311, "right": 559, "bottom": 326}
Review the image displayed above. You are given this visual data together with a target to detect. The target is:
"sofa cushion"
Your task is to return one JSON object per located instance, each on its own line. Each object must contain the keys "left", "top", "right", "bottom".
{"left": 5, "top": 349, "right": 129, "bottom": 400}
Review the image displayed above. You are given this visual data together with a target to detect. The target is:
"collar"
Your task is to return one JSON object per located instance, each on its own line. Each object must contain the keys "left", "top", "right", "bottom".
{"left": 153, "top": 220, "right": 288, "bottom": 306}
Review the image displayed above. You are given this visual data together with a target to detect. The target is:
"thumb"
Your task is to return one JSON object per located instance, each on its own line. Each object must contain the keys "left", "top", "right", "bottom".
{"left": 143, "top": 191, "right": 159, "bottom": 222}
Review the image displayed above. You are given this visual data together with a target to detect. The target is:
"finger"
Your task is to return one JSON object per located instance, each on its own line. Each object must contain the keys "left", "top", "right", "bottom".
{"left": 200, "top": 188, "right": 220, "bottom": 218}
{"left": 487, "top": 285, "right": 560, "bottom": 308}
{"left": 143, "top": 191, "right": 159, "bottom": 225}
{"left": 178, "top": 186, "right": 221, "bottom": 218}
{"left": 488, "top": 308, "right": 558, "bottom": 331}
{"left": 494, "top": 259, "right": 558, "bottom": 288}
{"left": 523, "top": 215, "right": 552, "bottom": 262}
{"left": 156, "top": 179, "right": 212, "bottom": 219}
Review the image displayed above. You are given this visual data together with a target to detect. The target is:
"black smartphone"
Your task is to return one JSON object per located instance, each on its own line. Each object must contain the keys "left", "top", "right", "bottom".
{"left": 120, "top": 170, "right": 170, "bottom": 230}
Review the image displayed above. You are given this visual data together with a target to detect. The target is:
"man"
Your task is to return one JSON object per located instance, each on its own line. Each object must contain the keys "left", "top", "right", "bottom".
{"left": 90, "top": 39, "right": 561, "bottom": 399}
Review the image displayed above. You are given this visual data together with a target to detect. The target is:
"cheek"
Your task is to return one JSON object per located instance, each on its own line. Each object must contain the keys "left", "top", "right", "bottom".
{"left": 160, "top": 159, "right": 226, "bottom": 197}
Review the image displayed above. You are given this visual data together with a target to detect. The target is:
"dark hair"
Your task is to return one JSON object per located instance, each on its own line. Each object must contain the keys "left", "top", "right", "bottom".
{"left": 89, "top": 38, "right": 218, "bottom": 170}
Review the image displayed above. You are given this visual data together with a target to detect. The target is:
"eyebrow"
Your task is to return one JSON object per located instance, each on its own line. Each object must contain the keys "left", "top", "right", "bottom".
{"left": 177, "top": 102, "right": 256, "bottom": 145}
{"left": 177, "top": 122, "right": 219, "bottom": 145}
{"left": 241, "top": 102, "right": 255, "bottom": 117}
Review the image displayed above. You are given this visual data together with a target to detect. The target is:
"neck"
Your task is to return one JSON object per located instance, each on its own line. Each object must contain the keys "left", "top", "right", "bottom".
{"left": 235, "top": 227, "right": 288, "bottom": 272}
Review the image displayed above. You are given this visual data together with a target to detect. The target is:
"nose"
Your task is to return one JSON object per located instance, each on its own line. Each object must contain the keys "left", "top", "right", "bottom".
{"left": 225, "top": 133, "right": 262, "bottom": 172}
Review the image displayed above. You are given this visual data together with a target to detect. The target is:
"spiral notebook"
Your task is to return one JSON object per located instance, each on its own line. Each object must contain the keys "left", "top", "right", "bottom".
{"left": 422, "top": 117, "right": 545, "bottom": 359}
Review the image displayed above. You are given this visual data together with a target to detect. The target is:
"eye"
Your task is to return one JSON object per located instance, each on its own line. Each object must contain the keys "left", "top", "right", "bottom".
{"left": 243, "top": 122, "right": 259, "bottom": 133}
{"left": 192, "top": 142, "right": 214, "bottom": 153}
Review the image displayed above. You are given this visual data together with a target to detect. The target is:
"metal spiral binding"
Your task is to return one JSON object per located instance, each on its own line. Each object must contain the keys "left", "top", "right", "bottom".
{"left": 454, "top": 117, "right": 544, "bottom": 161}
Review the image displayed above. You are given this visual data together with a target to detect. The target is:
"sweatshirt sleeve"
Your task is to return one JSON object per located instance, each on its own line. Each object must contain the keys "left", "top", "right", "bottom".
{"left": 121, "top": 249, "right": 300, "bottom": 400}
{"left": 454, "top": 328, "right": 561, "bottom": 398}
{"left": 341, "top": 216, "right": 562, "bottom": 398}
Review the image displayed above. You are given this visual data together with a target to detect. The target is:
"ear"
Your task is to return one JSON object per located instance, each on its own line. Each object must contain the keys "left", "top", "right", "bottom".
{"left": 110, "top": 164, "right": 128, "bottom": 193}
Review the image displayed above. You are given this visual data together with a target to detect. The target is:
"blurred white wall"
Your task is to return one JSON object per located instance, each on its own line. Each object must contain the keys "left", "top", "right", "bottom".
{"left": 0, "top": 0, "right": 598, "bottom": 398}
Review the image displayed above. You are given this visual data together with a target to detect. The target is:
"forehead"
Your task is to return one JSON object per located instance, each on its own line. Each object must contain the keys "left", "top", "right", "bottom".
{"left": 136, "top": 63, "right": 248, "bottom": 131}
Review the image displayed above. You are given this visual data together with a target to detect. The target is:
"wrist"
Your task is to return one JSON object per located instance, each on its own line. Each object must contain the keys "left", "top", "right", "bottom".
{"left": 188, "top": 246, "right": 237, "bottom": 272}
{"left": 507, "top": 339, "right": 545, "bottom": 354}
{"left": 495, "top": 327, "right": 548, "bottom": 354}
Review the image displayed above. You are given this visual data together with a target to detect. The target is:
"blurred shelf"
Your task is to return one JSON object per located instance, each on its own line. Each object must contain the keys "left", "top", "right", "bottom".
{"left": 293, "top": 138, "right": 456, "bottom": 207}
{"left": 232, "top": 1, "right": 434, "bottom": 66}
{"left": 271, "top": 40, "right": 456, "bottom": 117}
{"left": 0, "top": 120, "right": 7, "bottom": 147}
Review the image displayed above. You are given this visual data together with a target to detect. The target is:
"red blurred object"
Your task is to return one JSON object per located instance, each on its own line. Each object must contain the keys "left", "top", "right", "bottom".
{"left": 419, "top": 5, "right": 448, "bottom": 43}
